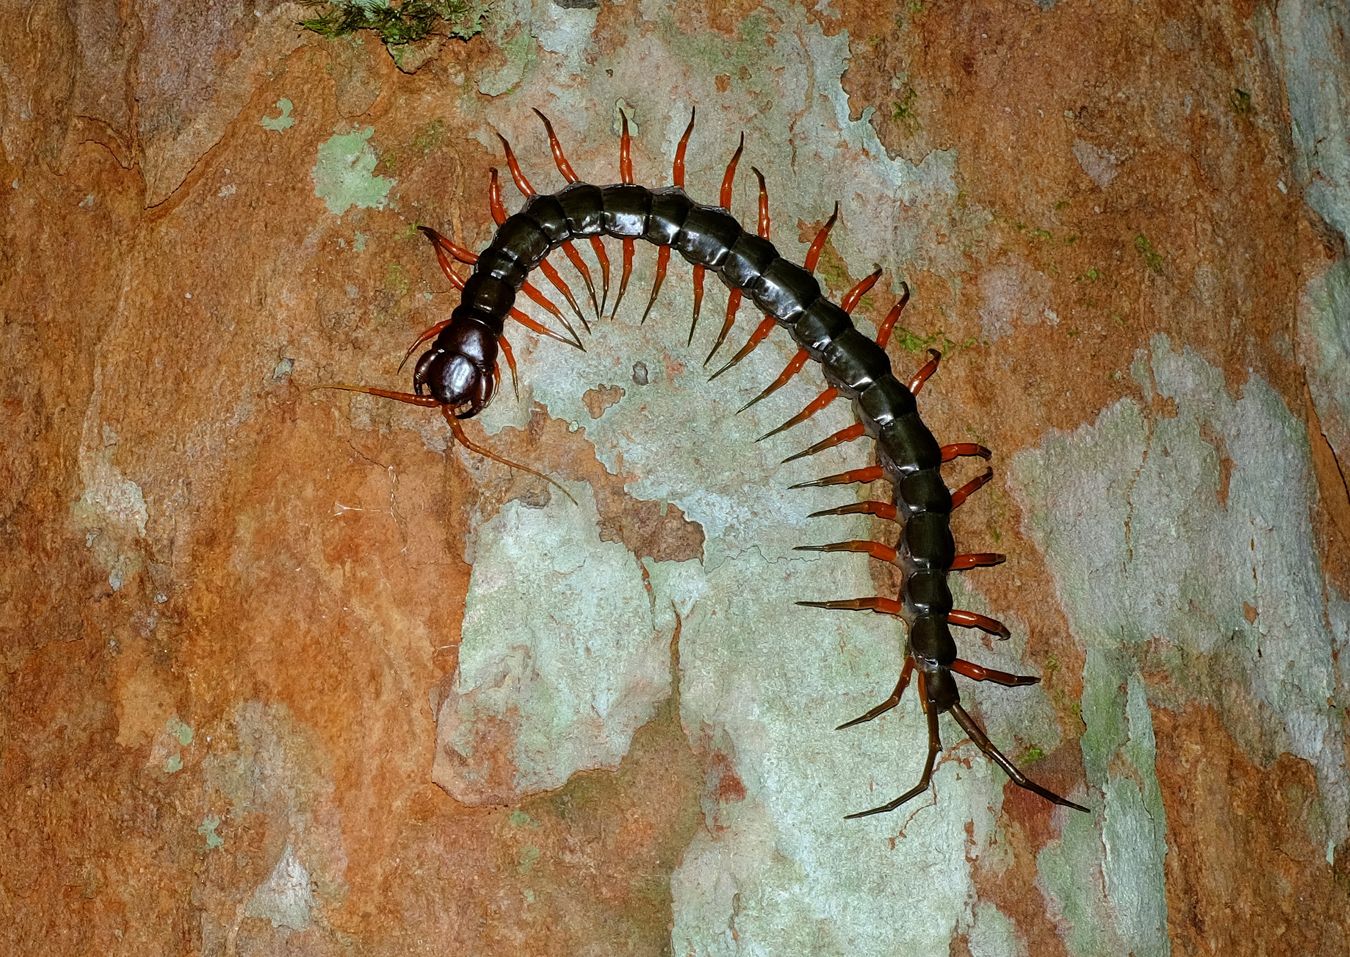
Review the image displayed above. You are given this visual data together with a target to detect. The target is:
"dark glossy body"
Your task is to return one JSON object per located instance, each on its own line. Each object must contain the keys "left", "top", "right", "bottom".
{"left": 418, "top": 182, "right": 961, "bottom": 711}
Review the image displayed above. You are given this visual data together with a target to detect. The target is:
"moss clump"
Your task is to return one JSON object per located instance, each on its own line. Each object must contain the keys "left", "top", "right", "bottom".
{"left": 300, "top": 0, "right": 488, "bottom": 47}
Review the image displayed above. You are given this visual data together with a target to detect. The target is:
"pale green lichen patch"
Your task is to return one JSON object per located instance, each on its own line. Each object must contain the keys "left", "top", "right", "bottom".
{"left": 166, "top": 716, "right": 194, "bottom": 746}
{"left": 198, "top": 815, "right": 225, "bottom": 850}
{"left": 312, "top": 128, "right": 393, "bottom": 215}
{"left": 433, "top": 484, "right": 687, "bottom": 802}
{"left": 260, "top": 98, "right": 295, "bottom": 132}
{"left": 1012, "top": 335, "right": 1348, "bottom": 953}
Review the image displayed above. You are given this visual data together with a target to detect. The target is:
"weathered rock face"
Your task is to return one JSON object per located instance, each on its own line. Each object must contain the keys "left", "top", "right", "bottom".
{"left": 3, "top": 2, "right": 1346, "bottom": 955}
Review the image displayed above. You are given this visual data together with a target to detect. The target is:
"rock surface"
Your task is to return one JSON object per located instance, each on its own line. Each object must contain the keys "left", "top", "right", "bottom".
{"left": 2, "top": 1, "right": 1347, "bottom": 954}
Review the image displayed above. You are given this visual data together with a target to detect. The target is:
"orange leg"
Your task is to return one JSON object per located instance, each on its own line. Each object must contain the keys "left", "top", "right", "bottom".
{"left": 737, "top": 347, "right": 809, "bottom": 413}
{"left": 499, "top": 131, "right": 598, "bottom": 318}
{"left": 794, "top": 538, "right": 898, "bottom": 564}
{"left": 758, "top": 386, "right": 840, "bottom": 442}
{"left": 708, "top": 315, "right": 776, "bottom": 381}
{"left": 782, "top": 422, "right": 866, "bottom": 464}
{"left": 837, "top": 657, "right": 914, "bottom": 730}
{"left": 706, "top": 167, "right": 769, "bottom": 365}
{"left": 807, "top": 500, "right": 898, "bottom": 521}
{"left": 689, "top": 264, "right": 706, "bottom": 346}
{"left": 488, "top": 170, "right": 588, "bottom": 332}
{"left": 641, "top": 246, "right": 672, "bottom": 325}
{"left": 497, "top": 132, "right": 536, "bottom": 197}
{"left": 797, "top": 595, "right": 903, "bottom": 616}
{"left": 874, "top": 284, "right": 911, "bottom": 349}
{"left": 533, "top": 108, "right": 581, "bottom": 182}
{"left": 950, "top": 469, "right": 993, "bottom": 509}
{"left": 488, "top": 169, "right": 508, "bottom": 225}
{"left": 950, "top": 552, "right": 1006, "bottom": 571}
{"left": 805, "top": 204, "right": 839, "bottom": 273}
{"left": 841, "top": 266, "right": 882, "bottom": 314}
{"left": 673, "top": 108, "right": 695, "bottom": 188}
{"left": 720, "top": 133, "right": 745, "bottom": 208}
{"left": 949, "top": 658, "right": 1036, "bottom": 686}
{"left": 948, "top": 703, "right": 1090, "bottom": 813}
{"left": 610, "top": 237, "right": 635, "bottom": 320}
{"left": 789, "top": 464, "right": 885, "bottom": 490}
{"left": 941, "top": 443, "right": 991, "bottom": 462}
{"left": 618, "top": 109, "right": 635, "bottom": 184}
{"left": 711, "top": 205, "right": 836, "bottom": 382}
{"left": 908, "top": 348, "right": 942, "bottom": 395}
{"left": 498, "top": 333, "right": 520, "bottom": 400}
{"left": 559, "top": 240, "right": 601, "bottom": 321}
{"left": 947, "top": 609, "right": 1011, "bottom": 639}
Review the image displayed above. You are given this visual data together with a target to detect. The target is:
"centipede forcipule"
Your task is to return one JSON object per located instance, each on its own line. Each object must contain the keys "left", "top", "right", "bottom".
{"left": 327, "top": 109, "right": 1089, "bottom": 820}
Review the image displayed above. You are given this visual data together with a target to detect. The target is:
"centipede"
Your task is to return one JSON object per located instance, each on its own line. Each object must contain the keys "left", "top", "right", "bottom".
{"left": 327, "top": 109, "right": 1089, "bottom": 820}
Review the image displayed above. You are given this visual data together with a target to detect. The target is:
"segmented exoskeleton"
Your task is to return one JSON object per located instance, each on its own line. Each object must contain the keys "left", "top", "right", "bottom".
{"left": 330, "top": 110, "right": 1088, "bottom": 819}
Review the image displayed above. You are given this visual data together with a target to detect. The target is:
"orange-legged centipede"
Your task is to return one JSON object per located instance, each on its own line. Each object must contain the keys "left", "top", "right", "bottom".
{"left": 329, "top": 109, "right": 1088, "bottom": 820}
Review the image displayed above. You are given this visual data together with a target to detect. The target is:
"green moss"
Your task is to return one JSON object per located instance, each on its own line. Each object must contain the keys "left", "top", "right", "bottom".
{"left": 1133, "top": 233, "right": 1164, "bottom": 275}
{"left": 1229, "top": 88, "right": 1253, "bottom": 115}
{"left": 300, "top": 0, "right": 489, "bottom": 47}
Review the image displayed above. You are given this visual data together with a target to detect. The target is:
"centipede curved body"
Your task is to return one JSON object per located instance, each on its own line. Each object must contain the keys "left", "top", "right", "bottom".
{"left": 341, "top": 112, "right": 1087, "bottom": 820}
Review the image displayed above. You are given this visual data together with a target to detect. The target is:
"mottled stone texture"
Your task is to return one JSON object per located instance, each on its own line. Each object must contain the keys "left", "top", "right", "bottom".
{"left": 2, "top": 1, "right": 1347, "bottom": 955}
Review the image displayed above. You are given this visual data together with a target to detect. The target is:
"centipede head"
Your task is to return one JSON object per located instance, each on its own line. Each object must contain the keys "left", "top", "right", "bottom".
{"left": 413, "top": 314, "right": 499, "bottom": 418}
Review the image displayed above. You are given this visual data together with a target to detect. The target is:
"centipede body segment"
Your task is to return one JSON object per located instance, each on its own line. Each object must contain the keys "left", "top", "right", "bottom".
{"left": 332, "top": 109, "right": 1088, "bottom": 821}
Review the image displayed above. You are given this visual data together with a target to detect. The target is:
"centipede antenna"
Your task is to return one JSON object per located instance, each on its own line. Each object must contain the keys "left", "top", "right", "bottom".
{"left": 947, "top": 609, "right": 1011, "bottom": 639}
{"left": 805, "top": 203, "right": 839, "bottom": 274}
{"left": 950, "top": 468, "right": 993, "bottom": 509}
{"left": 757, "top": 386, "right": 840, "bottom": 442}
{"left": 708, "top": 315, "right": 775, "bottom": 381}
{"left": 874, "top": 283, "right": 911, "bottom": 349}
{"left": 315, "top": 383, "right": 441, "bottom": 407}
{"left": 445, "top": 412, "right": 577, "bottom": 506}
{"left": 948, "top": 703, "right": 1089, "bottom": 813}
{"left": 908, "top": 348, "right": 942, "bottom": 395}
{"left": 841, "top": 266, "right": 883, "bottom": 314}
{"left": 737, "top": 348, "right": 809, "bottom": 413}
{"left": 837, "top": 657, "right": 914, "bottom": 730}
{"left": 672, "top": 108, "right": 695, "bottom": 188}
{"left": 949, "top": 658, "right": 1036, "bottom": 686}
{"left": 806, "top": 500, "right": 899, "bottom": 521}
{"left": 640, "top": 246, "right": 671, "bottom": 325}
{"left": 789, "top": 464, "right": 885, "bottom": 489}
{"left": 781, "top": 422, "right": 866, "bottom": 464}
{"left": 793, "top": 539, "right": 898, "bottom": 564}
{"left": 845, "top": 674, "right": 942, "bottom": 819}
